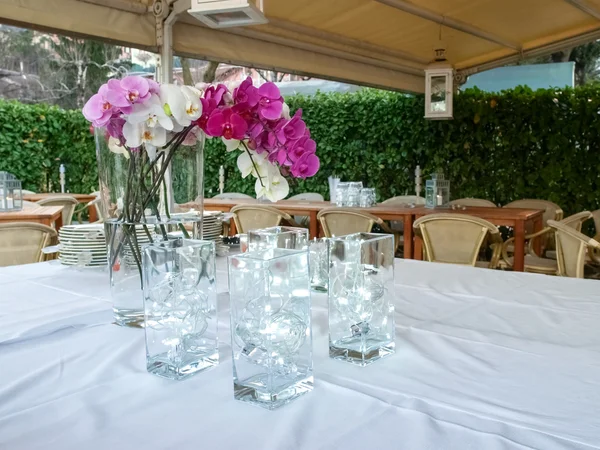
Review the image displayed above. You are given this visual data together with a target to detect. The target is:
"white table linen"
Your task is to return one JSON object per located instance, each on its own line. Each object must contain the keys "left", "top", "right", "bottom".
{"left": 1, "top": 259, "right": 599, "bottom": 450}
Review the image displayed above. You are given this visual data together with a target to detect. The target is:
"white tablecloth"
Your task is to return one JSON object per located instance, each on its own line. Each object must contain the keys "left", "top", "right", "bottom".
{"left": 1, "top": 259, "right": 599, "bottom": 450}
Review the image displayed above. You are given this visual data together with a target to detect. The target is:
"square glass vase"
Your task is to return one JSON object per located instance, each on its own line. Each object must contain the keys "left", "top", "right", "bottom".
{"left": 328, "top": 233, "right": 395, "bottom": 366}
{"left": 228, "top": 248, "right": 313, "bottom": 410}
{"left": 247, "top": 226, "right": 309, "bottom": 252}
{"left": 142, "top": 239, "right": 218, "bottom": 380}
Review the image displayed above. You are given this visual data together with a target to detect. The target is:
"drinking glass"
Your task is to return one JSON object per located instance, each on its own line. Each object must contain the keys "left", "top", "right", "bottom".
{"left": 336, "top": 182, "right": 349, "bottom": 207}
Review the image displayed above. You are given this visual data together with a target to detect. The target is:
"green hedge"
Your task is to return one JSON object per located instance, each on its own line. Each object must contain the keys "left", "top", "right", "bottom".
{"left": 2, "top": 85, "right": 600, "bottom": 216}
{"left": 0, "top": 101, "right": 97, "bottom": 194}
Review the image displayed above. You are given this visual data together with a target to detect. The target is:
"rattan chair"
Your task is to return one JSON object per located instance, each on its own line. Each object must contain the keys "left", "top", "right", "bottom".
{"left": 381, "top": 195, "right": 425, "bottom": 206}
{"left": 22, "top": 200, "right": 37, "bottom": 209}
{"left": 36, "top": 195, "right": 79, "bottom": 226}
{"left": 548, "top": 219, "right": 600, "bottom": 278}
{"left": 503, "top": 199, "right": 563, "bottom": 252}
{"left": 380, "top": 196, "right": 425, "bottom": 253}
{"left": 449, "top": 198, "right": 497, "bottom": 208}
{"left": 289, "top": 192, "right": 324, "bottom": 227}
{"left": 317, "top": 208, "right": 400, "bottom": 251}
{"left": 413, "top": 213, "right": 503, "bottom": 268}
{"left": 0, "top": 222, "right": 57, "bottom": 266}
{"left": 501, "top": 211, "right": 591, "bottom": 275}
{"left": 231, "top": 205, "right": 301, "bottom": 233}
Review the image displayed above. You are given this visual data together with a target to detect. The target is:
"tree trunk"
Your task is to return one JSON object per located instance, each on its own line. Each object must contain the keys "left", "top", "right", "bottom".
{"left": 551, "top": 49, "right": 572, "bottom": 63}
{"left": 181, "top": 57, "right": 194, "bottom": 85}
{"left": 203, "top": 61, "right": 219, "bottom": 82}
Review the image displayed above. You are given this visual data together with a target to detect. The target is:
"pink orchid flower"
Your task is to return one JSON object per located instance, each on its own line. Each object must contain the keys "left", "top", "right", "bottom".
{"left": 291, "top": 152, "right": 320, "bottom": 178}
{"left": 288, "top": 136, "right": 316, "bottom": 163}
{"left": 206, "top": 108, "right": 248, "bottom": 140}
{"left": 275, "top": 110, "right": 306, "bottom": 144}
{"left": 234, "top": 77, "right": 259, "bottom": 107}
{"left": 257, "top": 82, "right": 283, "bottom": 120}
{"left": 106, "top": 76, "right": 151, "bottom": 109}
{"left": 82, "top": 83, "right": 115, "bottom": 127}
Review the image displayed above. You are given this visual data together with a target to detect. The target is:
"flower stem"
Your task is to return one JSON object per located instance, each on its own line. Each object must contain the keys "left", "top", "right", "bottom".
{"left": 241, "top": 141, "right": 265, "bottom": 188}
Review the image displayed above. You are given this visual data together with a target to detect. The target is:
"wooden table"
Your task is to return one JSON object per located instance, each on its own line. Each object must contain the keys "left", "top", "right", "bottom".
{"left": 0, "top": 205, "right": 64, "bottom": 230}
{"left": 23, "top": 193, "right": 98, "bottom": 222}
{"left": 412, "top": 206, "right": 544, "bottom": 272}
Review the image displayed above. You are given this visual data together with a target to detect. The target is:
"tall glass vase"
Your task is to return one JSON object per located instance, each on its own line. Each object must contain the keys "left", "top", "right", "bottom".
{"left": 95, "top": 127, "right": 205, "bottom": 327}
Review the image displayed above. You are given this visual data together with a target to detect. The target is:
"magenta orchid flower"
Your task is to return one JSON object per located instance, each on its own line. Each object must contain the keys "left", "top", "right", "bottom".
{"left": 106, "top": 116, "right": 126, "bottom": 141}
{"left": 291, "top": 152, "right": 320, "bottom": 178}
{"left": 82, "top": 83, "right": 116, "bottom": 127}
{"left": 257, "top": 82, "right": 283, "bottom": 120}
{"left": 204, "top": 84, "right": 228, "bottom": 107}
{"left": 288, "top": 135, "right": 316, "bottom": 163}
{"left": 233, "top": 77, "right": 259, "bottom": 107}
{"left": 275, "top": 110, "right": 306, "bottom": 144}
{"left": 206, "top": 108, "right": 248, "bottom": 140}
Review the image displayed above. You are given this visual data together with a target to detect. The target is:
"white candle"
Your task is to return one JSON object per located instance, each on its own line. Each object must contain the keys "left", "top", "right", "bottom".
{"left": 6, "top": 197, "right": 13, "bottom": 209}
{"left": 436, "top": 194, "right": 442, "bottom": 206}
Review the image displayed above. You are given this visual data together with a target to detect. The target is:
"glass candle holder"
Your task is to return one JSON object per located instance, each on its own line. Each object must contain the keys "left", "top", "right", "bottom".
{"left": 228, "top": 248, "right": 313, "bottom": 410}
{"left": 143, "top": 239, "right": 218, "bottom": 380}
{"left": 359, "top": 188, "right": 376, "bottom": 207}
{"left": 346, "top": 182, "right": 363, "bottom": 207}
{"left": 247, "top": 226, "right": 309, "bottom": 252}
{"left": 328, "top": 233, "right": 395, "bottom": 366}
{"left": 309, "top": 237, "right": 330, "bottom": 292}
{"left": 335, "top": 182, "right": 349, "bottom": 207}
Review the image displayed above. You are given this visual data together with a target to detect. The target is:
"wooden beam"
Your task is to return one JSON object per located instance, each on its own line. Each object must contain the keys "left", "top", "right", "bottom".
{"left": 375, "top": 0, "right": 521, "bottom": 51}
{"left": 563, "top": 0, "right": 600, "bottom": 20}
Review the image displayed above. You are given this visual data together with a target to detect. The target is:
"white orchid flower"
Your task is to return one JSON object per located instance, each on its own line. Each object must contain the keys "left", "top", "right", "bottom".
{"left": 237, "top": 149, "right": 267, "bottom": 178}
{"left": 122, "top": 122, "right": 166, "bottom": 159}
{"left": 127, "top": 94, "right": 173, "bottom": 130}
{"left": 255, "top": 164, "right": 289, "bottom": 201}
{"left": 223, "top": 137, "right": 241, "bottom": 152}
{"left": 108, "top": 137, "right": 130, "bottom": 159}
{"left": 160, "top": 84, "right": 202, "bottom": 127}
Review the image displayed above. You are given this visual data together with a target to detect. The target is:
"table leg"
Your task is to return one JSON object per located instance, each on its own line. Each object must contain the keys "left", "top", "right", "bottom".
{"left": 55, "top": 215, "right": 63, "bottom": 232}
{"left": 309, "top": 212, "right": 318, "bottom": 239}
{"left": 532, "top": 216, "right": 543, "bottom": 256}
{"left": 403, "top": 214, "right": 414, "bottom": 259}
{"left": 229, "top": 220, "right": 237, "bottom": 236}
{"left": 513, "top": 220, "right": 525, "bottom": 272}
{"left": 413, "top": 216, "right": 423, "bottom": 260}
{"left": 88, "top": 204, "right": 98, "bottom": 223}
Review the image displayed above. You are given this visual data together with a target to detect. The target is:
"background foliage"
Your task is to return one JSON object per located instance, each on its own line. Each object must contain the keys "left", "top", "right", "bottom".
{"left": 1, "top": 85, "right": 600, "bottom": 216}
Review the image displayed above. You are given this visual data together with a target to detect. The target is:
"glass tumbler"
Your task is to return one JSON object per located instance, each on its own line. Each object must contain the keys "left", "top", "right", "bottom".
{"left": 346, "top": 182, "right": 363, "bottom": 207}
{"left": 143, "top": 239, "right": 218, "bottom": 380}
{"left": 335, "top": 182, "right": 349, "bottom": 207}
{"left": 359, "top": 188, "right": 376, "bottom": 207}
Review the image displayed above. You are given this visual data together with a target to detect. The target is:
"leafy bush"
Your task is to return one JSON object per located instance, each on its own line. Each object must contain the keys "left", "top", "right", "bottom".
{"left": 2, "top": 85, "right": 600, "bottom": 217}
{"left": 0, "top": 100, "right": 96, "bottom": 193}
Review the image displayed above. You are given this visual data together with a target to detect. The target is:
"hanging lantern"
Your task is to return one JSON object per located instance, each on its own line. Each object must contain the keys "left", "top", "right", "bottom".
{"left": 424, "top": 47, "right": 454, "bottom": 120}
{"left": 188, "top": 0, "right": 268, "bottom": 28}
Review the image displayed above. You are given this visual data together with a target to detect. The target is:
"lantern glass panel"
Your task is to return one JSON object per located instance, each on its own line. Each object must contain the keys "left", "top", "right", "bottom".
{"left": 430, "top": 75, "right": 448, "bottom": 113}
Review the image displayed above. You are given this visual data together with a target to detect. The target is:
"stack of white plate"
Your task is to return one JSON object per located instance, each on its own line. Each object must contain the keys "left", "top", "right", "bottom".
{"left": 58, "top": 224, "right": 107, "bottom": 267}
{"left": 202, "top": 212, "right": 224, "bottom": 244}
